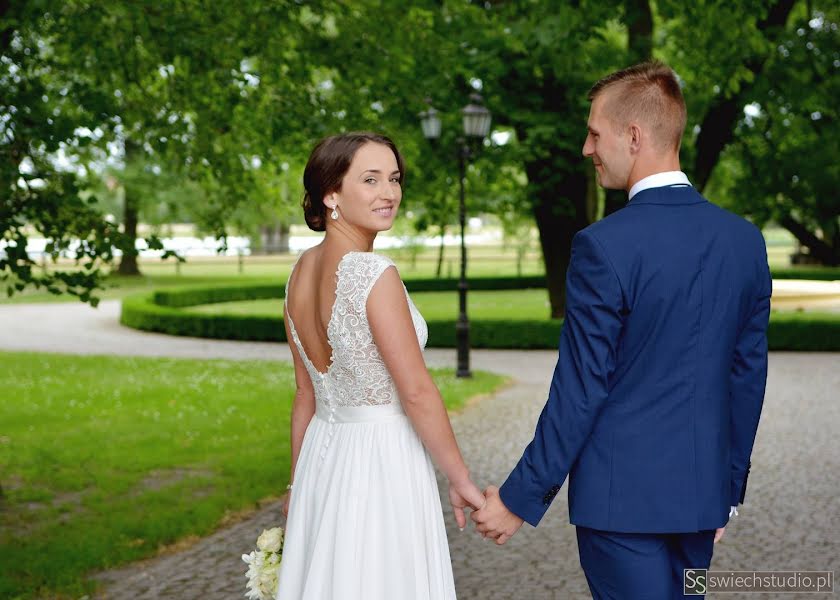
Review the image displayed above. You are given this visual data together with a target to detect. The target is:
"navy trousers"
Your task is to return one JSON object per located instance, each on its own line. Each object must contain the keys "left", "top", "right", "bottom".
{"left": 576, "top": 526, "right": 716, "bottom": 599}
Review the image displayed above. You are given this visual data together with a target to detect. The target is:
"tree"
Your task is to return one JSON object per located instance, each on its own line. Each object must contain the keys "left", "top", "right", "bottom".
{"left": 7, "top": 0, "right": 836, "bottom": 309}
{"left": 2, "top": 1, "right": 328, "bottom": 297}
{"left": 664, "top": 0, "right": 839, "bottom": 264}
{"left": 88, "top": 153, "right": 205, "bottom": 257}
{"left": 50, "top": 2, "right": 269, "bottom": 276}
{"left": 669, "top": 0, "right": 799, "bottom": 192}
{"left": 316, "top": 1, "right": 624, "bottom": 316}
{"left": 2, "top": 1, "right": 123, "bottom": 302}
{"left": 711, "top": 2, "right": 840, "bottom": 264}
{"left": 227, "top": 158, "right": 303, "bottom": 255}
{"left": 436, "top": 0, "right": 823, "bottom": 311}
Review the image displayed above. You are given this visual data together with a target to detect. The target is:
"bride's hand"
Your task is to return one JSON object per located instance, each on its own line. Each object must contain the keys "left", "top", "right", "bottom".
{"left": 448, "top": 478, "right": 486, "bottom": 530}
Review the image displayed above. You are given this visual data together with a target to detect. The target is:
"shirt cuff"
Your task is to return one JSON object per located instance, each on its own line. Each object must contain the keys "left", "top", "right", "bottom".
{"left": 729, "top": 505, "right": 739, "bottom": 518}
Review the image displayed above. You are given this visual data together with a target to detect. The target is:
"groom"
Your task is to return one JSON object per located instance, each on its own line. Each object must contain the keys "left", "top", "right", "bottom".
{"left": 473, "top": 61, "right": 771, "bottom": 598}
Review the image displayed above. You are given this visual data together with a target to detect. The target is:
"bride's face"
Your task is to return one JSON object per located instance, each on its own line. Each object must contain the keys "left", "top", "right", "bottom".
{"left": 330, "top": 142, "right": 402, "bottom": 233}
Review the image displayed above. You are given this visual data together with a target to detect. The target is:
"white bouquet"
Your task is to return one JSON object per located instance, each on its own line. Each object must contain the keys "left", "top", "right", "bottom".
{"left": 242, "top": 526, "right": 284, "bottom": 600}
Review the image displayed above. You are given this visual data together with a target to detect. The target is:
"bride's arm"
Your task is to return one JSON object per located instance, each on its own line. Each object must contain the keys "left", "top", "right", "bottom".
{"left": 367, "top": 267, "right": 485, "bottom": 524}
{"left": 284, "top": 304, "right": 316, "bottom": 493}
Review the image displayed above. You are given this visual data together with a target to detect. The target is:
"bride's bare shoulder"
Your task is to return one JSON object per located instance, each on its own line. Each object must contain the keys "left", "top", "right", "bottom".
{"left": 291, "top": 246, "right": 324, "bottom": 278}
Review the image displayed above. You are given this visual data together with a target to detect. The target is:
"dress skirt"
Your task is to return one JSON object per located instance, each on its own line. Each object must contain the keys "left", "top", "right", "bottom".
{"left": 275, "top": 403, "right": 457, "bottom": 600}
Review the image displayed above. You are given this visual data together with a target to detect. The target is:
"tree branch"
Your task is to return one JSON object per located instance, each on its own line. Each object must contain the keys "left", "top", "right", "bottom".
{"left": 693, "top": 0, "right": 797, "bottom": 192}
{"left": 778, "top": 214, "right": 839, "bottom": 265}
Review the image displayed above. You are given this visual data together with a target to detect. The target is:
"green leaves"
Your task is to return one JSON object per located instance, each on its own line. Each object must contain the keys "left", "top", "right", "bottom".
{"left": 707, "top": 1, "right": 840, "bottom": 264}
{"left": 2, "top": 1, "right": 325, "bottom": 299}
{"left": 4, "top": 0, "right": 839, "bottom": 307}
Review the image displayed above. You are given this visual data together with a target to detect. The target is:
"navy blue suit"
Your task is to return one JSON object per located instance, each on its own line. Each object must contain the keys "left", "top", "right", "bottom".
{"left": 499, "top": 184, "right": 771, "bottom": 597}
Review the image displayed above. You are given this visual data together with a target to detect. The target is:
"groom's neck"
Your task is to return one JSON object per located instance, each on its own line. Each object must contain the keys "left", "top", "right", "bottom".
{"left": 625, "top": 153, "right": 682, "bottom": 193}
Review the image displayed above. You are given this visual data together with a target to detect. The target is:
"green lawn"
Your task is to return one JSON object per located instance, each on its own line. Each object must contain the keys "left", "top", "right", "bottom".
{"left": 184, "top": 289, "right": 555, "bottom": 321}
{"left": 0, "top": 352, "right": 507, "bottom": 599}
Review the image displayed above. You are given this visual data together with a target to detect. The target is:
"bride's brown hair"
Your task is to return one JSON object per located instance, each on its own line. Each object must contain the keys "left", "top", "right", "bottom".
{"left": 302, "top": 132, "right": 405, "bottom": 232}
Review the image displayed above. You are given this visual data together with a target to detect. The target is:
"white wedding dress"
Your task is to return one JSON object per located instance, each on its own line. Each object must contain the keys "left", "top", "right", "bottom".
{"left": 275, "top": 251, "right": 457, "bottom": 600}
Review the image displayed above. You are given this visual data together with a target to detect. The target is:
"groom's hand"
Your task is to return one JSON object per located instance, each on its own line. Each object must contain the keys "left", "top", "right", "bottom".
{"left": 471, "top": 485, "right": 524, "bottom": 545}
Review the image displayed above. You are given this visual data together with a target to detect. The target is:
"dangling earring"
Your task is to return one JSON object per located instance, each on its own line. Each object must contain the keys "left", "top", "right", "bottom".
{"left": 331, "top": 206, "right": 339, "bottom": 220}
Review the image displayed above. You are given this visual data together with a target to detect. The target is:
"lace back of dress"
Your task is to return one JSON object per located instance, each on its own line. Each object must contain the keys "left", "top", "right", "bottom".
{"left": 327, "top": 253, "right": 401, "bottom": 407}
{"left": 286, "top": 252, "right": 427, "bottom": 410}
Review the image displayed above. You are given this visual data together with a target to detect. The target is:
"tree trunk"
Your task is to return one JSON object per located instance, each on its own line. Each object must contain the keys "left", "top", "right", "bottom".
{"left": 626, "top": 0, "right": 654, "bottom": 64}
{"left": 504, "top": 63, "right": 592, "bottom": 318}
{"left": 0, "top": 0, "right": 13, "bottom": 52}
{"left": 117, "top": 192, "right": 141, "bottom": 276}
{"left": 529, "top": 160, "right": 589, "bottom": 318}
{"left": 260, "top": 223, "right": 290, "bottom": 254}
{"left": 117, "top": 140, "right": 141, "bottom": 276}
{"left": 602, "top": 189, "right": 626, "bottom": 218}
{"left": 436, "top": 224, "right": 445, "bottom": 278}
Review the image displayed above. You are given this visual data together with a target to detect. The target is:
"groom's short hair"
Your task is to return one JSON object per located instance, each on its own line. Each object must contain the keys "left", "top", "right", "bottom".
{"left": 588, "top": 61, "right": 687, "bottom": 152}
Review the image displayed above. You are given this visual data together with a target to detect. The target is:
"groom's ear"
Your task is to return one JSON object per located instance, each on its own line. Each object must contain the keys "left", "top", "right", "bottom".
{"left": 628, "top": 123, "right": 642, "bottom": 153}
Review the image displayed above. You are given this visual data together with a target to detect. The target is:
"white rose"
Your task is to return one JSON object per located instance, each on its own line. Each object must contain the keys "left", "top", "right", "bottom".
{"left": 256, "top": 527, "right": 284, "bottom": 553}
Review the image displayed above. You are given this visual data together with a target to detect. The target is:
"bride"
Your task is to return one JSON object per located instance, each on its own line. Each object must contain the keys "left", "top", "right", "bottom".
{"left": 275, "top": 132, "right": 485, "bottom": 599}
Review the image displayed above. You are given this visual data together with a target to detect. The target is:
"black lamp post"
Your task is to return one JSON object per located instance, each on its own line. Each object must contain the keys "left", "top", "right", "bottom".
{"left": 419, "top": 93, "right": 492, "bottom": 378}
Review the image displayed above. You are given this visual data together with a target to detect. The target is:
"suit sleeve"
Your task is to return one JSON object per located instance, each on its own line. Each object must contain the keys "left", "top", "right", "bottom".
{"left": 499, "top": 229, "right": 625, "bottom": 526}
{"left": 729, "top": 238, "right": 772, "bottom": 506}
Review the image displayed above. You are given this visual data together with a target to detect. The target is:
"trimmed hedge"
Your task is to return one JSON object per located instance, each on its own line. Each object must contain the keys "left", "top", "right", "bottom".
{"left": 403, "top": 275, "right": 547, "bottom": 292}
{"left": 120, "top": 272, "right": 840, "bottom": 351}
{"left": 426, "top": 319, "right": 563, "bottom": 349}
{"left": 764, "top": 312, "right": 840, "bottom": 352}
{"left": 770, "top": 267, "right": 840, "bottom": 281}
{"left": 121, "top": 293, "right": 288, "bottom": 342}
{"left": 152, "top": 280, "right": 284, "bottom": 308}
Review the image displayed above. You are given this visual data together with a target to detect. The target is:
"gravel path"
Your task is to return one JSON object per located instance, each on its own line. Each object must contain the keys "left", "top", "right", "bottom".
{"left": 2, "top": 301, "right": 837, "bottom": 599}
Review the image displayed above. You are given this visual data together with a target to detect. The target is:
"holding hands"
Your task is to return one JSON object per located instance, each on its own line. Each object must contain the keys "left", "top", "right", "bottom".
{"left": 448, "top": 477, "right": 486, "bottom": 530}
{"left": 449, "top": 479, "right": 524, "bottom": 546}
{"left": 471, "top": 486, "right": 524, "bottom": 545}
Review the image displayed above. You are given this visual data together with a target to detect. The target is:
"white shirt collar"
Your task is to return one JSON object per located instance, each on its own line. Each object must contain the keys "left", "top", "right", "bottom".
{"left": 628, "top": 171, "right": 691, "bottom": 200}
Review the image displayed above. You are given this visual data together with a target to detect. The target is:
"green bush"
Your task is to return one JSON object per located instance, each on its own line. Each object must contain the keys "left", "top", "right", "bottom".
{"left": 770, "top": 267, "right": 840, "bottom": 281}
{"left": 767, "top": 312, "right": 840, "bottom": 351}
{"left": 429, "top": 316, "right": 840, "bottom": 351}
{"left": 152, "top": 281, "right": 284, "bottom": 307}
{"left": 121, "top": 293, "right": 287, "bottom": 341}
{"left": 426, "top": 320, "right": 563, "bottom": 349}
{"left": 121, "top": 275, "right": 840, "bottom": 351}
{"left": 403, "top": 275, "right": 547, "bottom": 292}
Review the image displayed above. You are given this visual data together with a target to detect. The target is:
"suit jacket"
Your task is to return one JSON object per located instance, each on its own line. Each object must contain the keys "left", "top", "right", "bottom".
{"left": 499, "top": 185, "right": 771, "bottom": 533}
